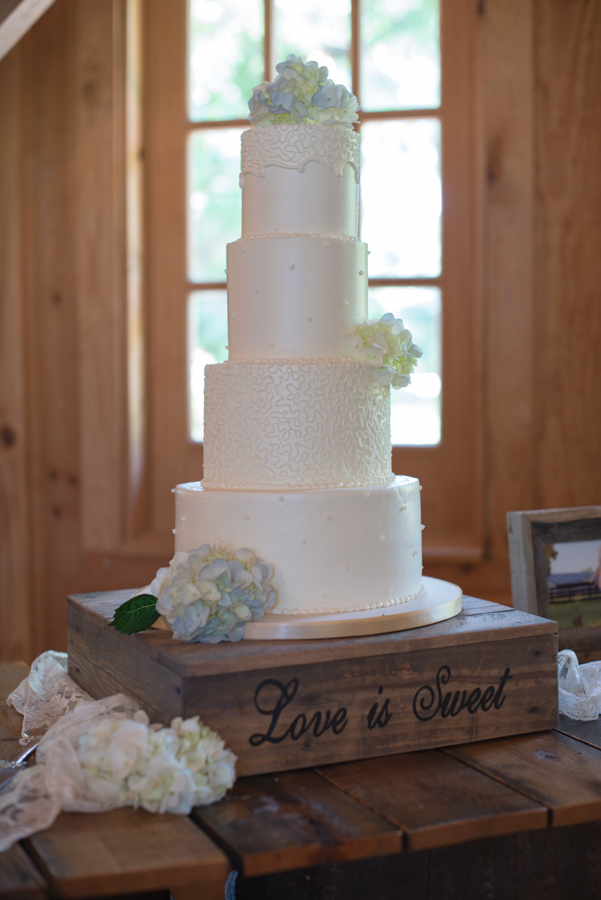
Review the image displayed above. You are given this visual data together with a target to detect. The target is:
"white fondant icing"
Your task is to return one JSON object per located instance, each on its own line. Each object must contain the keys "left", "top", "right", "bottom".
{"left": 202, "top": 361, "right": 393, "bottom": 490}
{"left": 227, "top": 236, "right": 368, "bottom": 360}
{"left": 175, "top": 478, "right": 423, "bottom": 614}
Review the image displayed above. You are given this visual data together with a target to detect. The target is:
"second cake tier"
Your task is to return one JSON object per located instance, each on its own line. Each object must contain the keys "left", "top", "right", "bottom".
{"left": 202, "top": 360, "right": 394, "bottom": 490}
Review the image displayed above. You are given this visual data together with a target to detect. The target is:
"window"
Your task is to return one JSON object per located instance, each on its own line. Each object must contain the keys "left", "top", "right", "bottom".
{"left": 144, "top": 0, "right": 482, "bottom": 558}
{"left": 187, "top": 0, "right": 441, "bottom": 446}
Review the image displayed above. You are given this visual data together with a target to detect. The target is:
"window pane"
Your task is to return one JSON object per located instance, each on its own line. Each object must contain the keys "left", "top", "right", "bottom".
{"left": 361, "top": 0, "right": 440, "bottom": 111}
{"left": 369, "top": 286, "right": 441, "bottom": 446}
{"left": 361, "top": 118, "right": 441, "bottom": 277}
{"left": 273, "top": 0, "right": 351, "bottom": 88}
{"left": 188, "top": 128, "right": 243, "bottom": 282}
{"left": 189, "top": 0, "right": 264, "bottom": 122}
{"left": 189, "top": 290, "right": 229, "bottom": 442}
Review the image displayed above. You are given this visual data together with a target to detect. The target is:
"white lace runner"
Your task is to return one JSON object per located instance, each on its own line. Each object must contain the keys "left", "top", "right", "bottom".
{"left": 0, "top": 652, "right": 236, "bottom": 853}
{"left": 558, "top": 649, "right": 601, "bottom": 721}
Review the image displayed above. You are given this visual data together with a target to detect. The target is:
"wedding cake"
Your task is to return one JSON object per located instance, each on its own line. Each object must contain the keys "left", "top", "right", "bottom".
{"left": 173, "top": 57, "right": 425, "bottom": 619}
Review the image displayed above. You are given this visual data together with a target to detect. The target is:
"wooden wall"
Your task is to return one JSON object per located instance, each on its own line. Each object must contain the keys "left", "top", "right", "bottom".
{"left": 1, "top": 0, "right": 600, "bottom": 661}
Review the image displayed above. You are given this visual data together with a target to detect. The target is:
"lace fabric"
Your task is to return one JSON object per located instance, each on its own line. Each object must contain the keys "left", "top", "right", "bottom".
{"left": 0, "top": 651, "right": 236, "bottom": 853}
{"left": 558, "top": 649, "right": 601, "bottom": 721}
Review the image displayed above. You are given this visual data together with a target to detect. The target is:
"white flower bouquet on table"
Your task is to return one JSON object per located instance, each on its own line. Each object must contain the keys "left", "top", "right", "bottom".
{"left": 342, "top": 313, "right": 423, "bottom": 389}
{"left": 248, "top": 54, "right": 359, "bottom": 128}
{"left": 0, "top": 652, "right": 237, "bottom": 853}
{"left": 111, "top": 545, "right": 278, "bottom": 643}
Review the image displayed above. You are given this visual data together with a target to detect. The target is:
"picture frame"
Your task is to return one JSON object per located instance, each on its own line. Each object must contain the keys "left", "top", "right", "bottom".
{"left": 507, "top": 507, "right": 601, "bottom": 658}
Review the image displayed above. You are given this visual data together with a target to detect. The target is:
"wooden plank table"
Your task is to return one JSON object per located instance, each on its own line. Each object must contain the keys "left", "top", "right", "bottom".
{"left": 3, "top": 660, "right": 601, "bottom": 899}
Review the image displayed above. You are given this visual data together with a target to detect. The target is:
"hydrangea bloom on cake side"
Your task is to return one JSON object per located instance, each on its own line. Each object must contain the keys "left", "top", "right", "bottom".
{"left": 342, "top": 313, "right": 423, "bottom": 389}
{"left": 150, "top": 545, "right": 277, "bottom": 643}
{"left": 248, "top": 54, "right": 359, "bottom": 128}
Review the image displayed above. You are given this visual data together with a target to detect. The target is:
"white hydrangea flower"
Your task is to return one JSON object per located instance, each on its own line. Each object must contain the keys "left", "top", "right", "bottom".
{"left": 152, "top": 545, "right": 277, "bottom": 643}
{"left": 342, "top": 313, "right": 423, "bottom": 390}
{"left": 248, "top": 54, "right": 359, "bottom": 128}
{"left": 76, "top": 711, "right": 236, "bottom": 814}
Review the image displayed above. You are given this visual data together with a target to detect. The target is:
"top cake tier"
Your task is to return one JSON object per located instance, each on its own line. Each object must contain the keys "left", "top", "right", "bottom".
{"left": 240, "top": 124, "right": 360, "bottom": 239}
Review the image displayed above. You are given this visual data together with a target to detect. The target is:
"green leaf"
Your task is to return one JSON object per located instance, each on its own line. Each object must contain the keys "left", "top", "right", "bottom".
{"left": 112, "top": 594, "right": 160, "bottom": 635}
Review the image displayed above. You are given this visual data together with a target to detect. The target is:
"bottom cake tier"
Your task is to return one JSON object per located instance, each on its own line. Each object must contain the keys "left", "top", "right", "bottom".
{"left": 174, "top": 476, "right": 423, "bottom": 615}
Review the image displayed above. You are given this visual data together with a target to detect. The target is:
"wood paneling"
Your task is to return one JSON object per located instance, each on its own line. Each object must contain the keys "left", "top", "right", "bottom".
{"left": 0, "top": 43, "right": 32, "bottom": 662}
{"left": 534, "top": 0, "right": 601, "bottom": 509}
{"left": 75, "top": 0, "right": 125, "bottom": 552}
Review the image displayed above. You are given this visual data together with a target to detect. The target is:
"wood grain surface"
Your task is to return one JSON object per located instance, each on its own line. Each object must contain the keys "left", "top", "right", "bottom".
{"left": 317, "top": 749, "right": 547, "bottom": 850}
{"left": 24, "top": 807, "right": 230, "bottom": 899}
{"left": 68, "top": 591, "right": 558, "bottom": 775}
{"left": 0, "top": 660, "right": 27, "bottom": 740}
{"left": 68, "top": 593, "right": 556, "bottom": 678}
{"left": 555, "top": 713, "right": 601, "bottom": 752}
{"left": 193, "top": 768, "right": 401, "bottom": 876}
{"left": 446, "top": 730, "right": 601, "bottom": 827}
{"left": 0, "top": 843, "right": 48, "bottom": 900}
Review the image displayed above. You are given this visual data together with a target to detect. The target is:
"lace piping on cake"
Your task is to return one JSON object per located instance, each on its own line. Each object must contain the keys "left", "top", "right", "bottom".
{"left": 203, "top": 360, "right": 393, "bottom": 490}
{"left": 241, "top": 125, "right": 360, "bottom": 184}
{"left": 201, "top": 473, "right": 396, "bottom": 492}
{"left": 222, "top": 357, "right": 359, "bottom": 365}
{"left": 269, "top": 582, "right": 426, "bottom": 616}
{"left": 240, "top": 232, "right": 357, "bottom": 241}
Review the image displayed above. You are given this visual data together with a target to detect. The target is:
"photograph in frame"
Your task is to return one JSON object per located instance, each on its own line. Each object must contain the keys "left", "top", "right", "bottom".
{"left": 507, "top": 507, "right": 601, "bottom": 656}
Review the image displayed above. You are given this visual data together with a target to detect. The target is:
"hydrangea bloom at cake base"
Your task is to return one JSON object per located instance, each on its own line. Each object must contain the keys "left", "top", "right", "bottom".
{"left": 150, "top": 545, "right": 277, "bottom": 643}
{"left": 342, "top": 313, "right": 423, "bottom": 389}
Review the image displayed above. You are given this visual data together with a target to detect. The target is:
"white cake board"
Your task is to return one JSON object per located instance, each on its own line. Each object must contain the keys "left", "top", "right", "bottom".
{"left": 242, "top": 576, "right": 462, "bottom": 640}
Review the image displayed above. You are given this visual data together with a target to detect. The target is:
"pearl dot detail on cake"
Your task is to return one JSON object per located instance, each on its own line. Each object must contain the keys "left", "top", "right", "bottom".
{"left": 172, "top": 528, "right": 176, "bottom": 534}
{"left": 255, "top": 288, "right": 260, "bottom": 294}
{"left": 413, "top": 550, "right": 418, "bottom": 556}
{"left": 306, "top": 316, "right": 312, "bottom": 322}
{"left": 278, "top": 495, "right": 284, "bottom": 502}
{"left": 301, "top": 538, "right": 307, "bottom": 544}
{"left": 231, "top": 313, "right": 236, "bottom": 318}
{"left": 324, "top": 243, "right": 330, "bottom": 248}
{"left": 325, "top": 515, "right": 331, "bottom": 520}
{"left": 289, "top": 264, "right": 295, "bottom": 270}
{"left": 171, "top": 488, "right": 175, "bottom": 494}
{"left": 244, "top": 514, "right": 250, "bottom": 520}
{"left": 359, "top": 270, "right": 364, "bottom": 275}
{"left": 342, "top": 564, "right": 349, "bottom": 570}
{"left": 322, "top": 593, "right": 327, "bottom": 599}
{"left": 399, "top": 506, "right": 407, "bottom": 513}
{"left": 268, "top": 343, "right": 274, "bottom": 349}
{"left": 180, "top": 515, "right": 186, "bottom": 522}
{"left": 421, "top": 524, "right": 426, "bottom": 530}
{"left": 379, "top": 535, "right": 385, "bottom": 541}
{"left": 364, "top": 492, "right": 370, "bottom": 498}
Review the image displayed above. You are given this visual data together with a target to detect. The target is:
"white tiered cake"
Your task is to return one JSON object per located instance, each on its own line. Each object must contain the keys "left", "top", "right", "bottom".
{"left": 175, "top": 120, "right": 425, "bottom": 617}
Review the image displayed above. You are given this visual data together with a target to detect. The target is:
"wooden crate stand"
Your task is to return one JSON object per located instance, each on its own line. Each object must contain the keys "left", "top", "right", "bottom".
{"left": 68, "top": 592, "right": 558, "bottom": 776}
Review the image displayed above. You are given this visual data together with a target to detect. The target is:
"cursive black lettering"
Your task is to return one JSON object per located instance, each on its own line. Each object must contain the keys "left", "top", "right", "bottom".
{"left": 494, "top": 668, "right": 512, "bottom": 709}
{"left": 249, "top": 677, "right": 347, "bottom": 746}
{"left": 480, "top": 686, "right": 495, "bottom": 711}
{"left": 331, "top": 707, "right": 348, "bottom": 734}
{"left": 412, "top": 666, "right": 512, "bottom": 722}
{"left": 249, "top": 678, "right": 299, "bottom": 746}
{"left": 466, "top": 688, "right": 482, "bottom": 713}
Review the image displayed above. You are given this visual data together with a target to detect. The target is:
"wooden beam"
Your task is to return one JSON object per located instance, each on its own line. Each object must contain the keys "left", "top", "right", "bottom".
{"left": 0, "top": 0, "right": 56, "bottom": 61}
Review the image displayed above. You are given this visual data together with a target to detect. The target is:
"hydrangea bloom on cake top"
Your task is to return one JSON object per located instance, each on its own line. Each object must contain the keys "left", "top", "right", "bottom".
{"left": 248, "top": 54, "right": 359, "bottom": 128}
{"left": 342, "top": 313, "right": 423, "bottom": 389}
{"left": 150, "top": 545, "right": 277, "bottom": 643}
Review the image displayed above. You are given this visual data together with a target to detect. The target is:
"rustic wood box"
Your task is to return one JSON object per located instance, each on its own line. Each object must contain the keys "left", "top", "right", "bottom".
{"left": 67, "top": 591, "right": 558, "bottom": 776}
